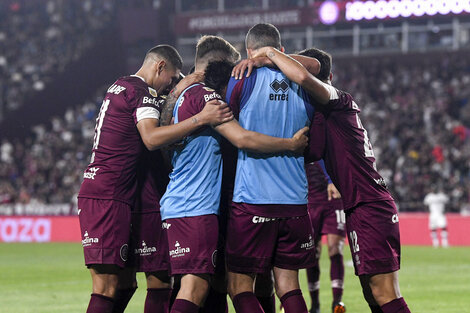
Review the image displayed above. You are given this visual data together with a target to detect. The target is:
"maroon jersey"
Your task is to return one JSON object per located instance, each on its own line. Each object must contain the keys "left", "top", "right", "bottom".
{"left": 311, "top": 86, "right": 393, "bottom": 211}
{"left": 135, "top": 149, "right": 171, "bottom": 212}
{"left": 78, "top": 75, "right": 164, "bottom": 205}
{"left": 305, "top": 162, "right": 329, "bottom": 203}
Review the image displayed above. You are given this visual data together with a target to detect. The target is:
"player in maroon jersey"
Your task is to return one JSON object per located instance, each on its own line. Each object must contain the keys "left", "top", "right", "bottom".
{"left": 305, "top": 161, "right": 346, "bottom": 313}
{"left": 234, "top": 46, "right": 411, "bottom": 313}
{"left": 77, "top": 45, "right": 233, "bottom": 313}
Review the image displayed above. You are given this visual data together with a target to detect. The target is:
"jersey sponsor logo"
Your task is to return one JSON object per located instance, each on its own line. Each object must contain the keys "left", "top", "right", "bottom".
{"left": 83, "top": 167, "right": 100, "bottom": 180}
{"left": 148, "top": 87, "right": 158, "bottom": 97}
{"left": 252, "top": 216, "right": 277, "bottom": 224}
{"left": 301, "top": 234, "right": 314, "bottom": 250}
{"left": 203, "top": 92, "right": 222, "bottom": 103}
{"left": 269, "top": 79, "right": 289, "bottom": 101}
{"left": 107, "top": 84, "right": 126, "bottom": 95}
{"left": 392, "top": 214, "right": 399, "bottom": 223}
{"left": 373, "top": 177, "right": 387, "bottom": 188}
{"left": 142, "top": 96, "right": 159, "bottom": 105}
{"left": 169, "top": 241, "right": 190, "bottom": 258}
{"left": 134, "top": 240, "right": 157, "bottom": 256}
{"left": 82, "top": 231, "right": 99, "bottom": 247}
{"left": 162, "top": 222, "right": 171, "bottom": 229}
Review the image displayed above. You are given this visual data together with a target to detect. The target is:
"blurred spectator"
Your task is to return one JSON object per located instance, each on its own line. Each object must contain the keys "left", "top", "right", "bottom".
{"left": 0, "top": 0, "right": 114, "bottom": 120}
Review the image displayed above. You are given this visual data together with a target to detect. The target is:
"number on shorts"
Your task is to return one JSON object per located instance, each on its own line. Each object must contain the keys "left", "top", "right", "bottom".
{"left": 90, "top": 99, "right": 110, "bottom": 163}
{"left": 335, "top": 210, "right": 346, "bottom": 224}
{"left": 349, "top": 231, "right": 360, "bottom": 253}
{"left": 355, "top": 113, "right": 375, "bottom": 158}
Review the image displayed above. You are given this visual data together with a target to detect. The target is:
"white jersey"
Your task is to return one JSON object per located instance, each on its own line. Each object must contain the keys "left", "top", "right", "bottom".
{"left": 424, "top": 192, "right": 448, "bottom": 229}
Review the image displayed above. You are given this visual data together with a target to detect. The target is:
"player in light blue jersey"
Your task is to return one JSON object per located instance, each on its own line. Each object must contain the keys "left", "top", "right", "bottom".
{"left": 224, "top": 23, "right": 322, "bottom": 313}
{"left": 158, "top": 35, "right": 309, "bottom": 313}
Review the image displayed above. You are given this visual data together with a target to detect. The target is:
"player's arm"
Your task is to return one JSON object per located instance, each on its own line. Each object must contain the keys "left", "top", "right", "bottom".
{"left": 232, "top": 55, "right": 320, "bottom": 79}
{"left": 213, "top": 109, "right": 308, "bottom": 154}
{"left": 137, "top": 101, "right": 233, "bottom": 151}
{"left": 160, "top": 72, "right": 204, "bottom": 126}
{"left": 318, "top": 159, "right": 341, "bottom": 200}
{"left": 252, "top": 47, "right": 331, "bottom": 105}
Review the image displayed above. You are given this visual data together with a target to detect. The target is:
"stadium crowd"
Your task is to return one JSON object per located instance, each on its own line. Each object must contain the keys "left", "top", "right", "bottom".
{"left": 0, "top": 45, "right": 468, "bottom": 213}
{"left": 0, "top": 0, "right": 114, "bottom": 119}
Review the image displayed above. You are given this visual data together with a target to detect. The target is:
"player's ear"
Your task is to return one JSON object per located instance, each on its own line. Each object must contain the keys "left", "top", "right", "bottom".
{"left": 329, "top": 72, "right": 333, "bottom": 82}
{"left": 280, "top": 46, "right": 285, "bottom": 53}
{"left": 156, "top": 60, "right": 166, "bottom": 75}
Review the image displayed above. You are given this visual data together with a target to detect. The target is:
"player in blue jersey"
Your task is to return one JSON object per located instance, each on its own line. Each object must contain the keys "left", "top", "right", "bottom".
{"left": 224, "top": 23, "right": 322, "bottom": 313}
{"left": 158, "top": 35, "right": 309, "bottom": 313}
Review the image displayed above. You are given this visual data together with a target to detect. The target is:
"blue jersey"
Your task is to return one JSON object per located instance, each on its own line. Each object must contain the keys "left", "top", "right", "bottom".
{"left": 226, "top": 67, "right": 314, "bottom": 205}
{"left": 160, "top": 84, "right": 223, "bottom": 220}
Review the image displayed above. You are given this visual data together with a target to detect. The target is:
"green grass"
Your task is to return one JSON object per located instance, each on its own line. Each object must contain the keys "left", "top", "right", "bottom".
{"left": 0, "top": 244, "right": 469, "bottom": 312}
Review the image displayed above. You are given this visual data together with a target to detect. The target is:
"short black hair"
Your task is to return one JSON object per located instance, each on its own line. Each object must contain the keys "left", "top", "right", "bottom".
{"left": 297, "top": 47, "right": 332, "bottom": 81}
{"left": 204, "top": 60, "right": 234, "bottom": 95}
{"left": 246, "top": 23, "right": 281, "bottom": 50}
{"left": 145, "top": 44, "right": 183, "bottom": 70}
{"left": 195, "top": 35, "right": 240, "bottom": 66}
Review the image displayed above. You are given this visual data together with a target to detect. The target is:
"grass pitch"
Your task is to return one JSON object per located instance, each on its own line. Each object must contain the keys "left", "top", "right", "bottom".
{"left": 0, "top": 243, "right": 469, "bottom": 313}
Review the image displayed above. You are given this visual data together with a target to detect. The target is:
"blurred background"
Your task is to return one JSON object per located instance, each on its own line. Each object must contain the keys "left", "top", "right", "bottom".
{"left": 0, "top": 0, "right": 469, "bottom": 243}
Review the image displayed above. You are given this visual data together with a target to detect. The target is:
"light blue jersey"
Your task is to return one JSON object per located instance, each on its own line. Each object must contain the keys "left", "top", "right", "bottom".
{"left": 226, "top": 67, "right": 314, "bottom": 205}
{"left": 160, "top": 84, "right": 223, "bottom": 220}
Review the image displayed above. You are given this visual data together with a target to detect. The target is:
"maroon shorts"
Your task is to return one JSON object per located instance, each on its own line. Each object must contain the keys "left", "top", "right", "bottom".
{"left": 346, "top": 200, "right": 401, "bottom": 276}
{"left": 129, "top": 210, "right": 169, "bottom": 273}
{"left": 165, "top": 214, "right": 219, "bottom": 275}
{"left": 78, "top": 198, "right": 131, "bottom": 268}
{"left": 226, "top": 203, "right": 315, "bottom": 274}
{"left": 308, "top": 198, "right": 346, "bottom": 242}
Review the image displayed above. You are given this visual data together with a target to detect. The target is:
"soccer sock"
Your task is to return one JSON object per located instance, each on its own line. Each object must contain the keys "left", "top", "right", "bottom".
{"left": 440, "top": 229, "right": 449, "bottom": 247}
{"left": 112, "top": 287, "right": 137, "bottom": 313}
{"left": 256, "top": 294, "right": 275, "bottom": 313}
{"left": 369, "top": 304, "right": 384, "bottom": 313}
{"left": 280, "top": 289, "right": 308, "bottom": 313}
{"left": 380, "top": 297, "right": 411, "bottom": 313}
{"left": 144, "top": 288, "right": 171, "bottom": 313}
{"left": 232, "top": 292, "right": 265, "bottom": 313}
{"left": 330, "top": 253, "right": 344, "bottom": 303}
{"left": 171, "top": 299, "right": 199, "bottom": 313}
{"left": 200, "top": 287, "right": 228, "bottom": 313}
{"left": 306, "top": 266, "right": 320, "bottom": 309}
{"left": 430, "top": 230, "right": 439, "bottom": 247}
{"left": 86, "top": 293, "right": 114, "bottom": 313}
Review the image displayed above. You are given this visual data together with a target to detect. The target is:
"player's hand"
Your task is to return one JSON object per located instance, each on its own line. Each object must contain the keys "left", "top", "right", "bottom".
{"left": 198, "top": 99, "right": 234, "bottom": 126}
{"left": 290, "top": 126, "right": 309, "bottom": 154}
{"left": 170, "top": 72, "right": 204, "bottom": 98}
{"left": 232, "top": 57, "right": 274, "bottom": 79}
{"left": 327, "top": 183, "right": 341, "bottom": 200}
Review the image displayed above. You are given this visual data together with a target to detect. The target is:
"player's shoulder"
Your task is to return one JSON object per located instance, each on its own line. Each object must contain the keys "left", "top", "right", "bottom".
{"left": 115, "top": 75, "right": 158, "bottom": 98}
{"left": 183, "top": 83, "right": 222, "bottom": 103}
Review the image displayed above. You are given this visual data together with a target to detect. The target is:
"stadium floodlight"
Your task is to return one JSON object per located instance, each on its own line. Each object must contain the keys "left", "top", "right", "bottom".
{"left": 319, "top": 1, "right": 341, "bottom": 25}
{"left": 345, "top": 0, "right": 470, "bottom": 21}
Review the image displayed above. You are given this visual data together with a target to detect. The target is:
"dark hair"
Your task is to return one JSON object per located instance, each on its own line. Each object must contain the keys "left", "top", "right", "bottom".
{"left": 297, "top": 47, "right": 332, "bottom": 81}
{"left": 195, "top": 35, "right": 240, "bottom": 65}
{"left": 204, "top": 60, "right": 234, "bottom": 95}
{"left": 145, "top": 44, "right": 183, "bottom": 70}
{"left": 245, "top": 23, "right": 281, "bottom": 50}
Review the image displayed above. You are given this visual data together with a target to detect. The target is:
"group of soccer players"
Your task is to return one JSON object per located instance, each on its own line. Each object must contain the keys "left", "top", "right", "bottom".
{"left": 77, "top": 22, "right": 412, "bottom": 313}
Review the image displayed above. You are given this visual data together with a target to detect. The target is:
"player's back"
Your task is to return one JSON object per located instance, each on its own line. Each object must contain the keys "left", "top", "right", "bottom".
{"left": 79, "top": 76, "right": 163, "bottom": 206}
{"left": 160, "top": 83, "right": 223, "bottom": 220}
{"left": 227, "top": 67, "right": 314, "bottom": 205}
{"left": 316, "top": 87, "right": 393, "bottom": 211}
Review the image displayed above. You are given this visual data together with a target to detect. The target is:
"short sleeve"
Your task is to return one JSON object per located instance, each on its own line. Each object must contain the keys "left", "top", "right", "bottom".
{"left": 177, "top": 84, "right": 224, "bottom": 122}
{"left": 226, "top": 69, "right": 257, "bottom": 118}
{"left": 133, "top": 88, "right": 165, "bottom": 125}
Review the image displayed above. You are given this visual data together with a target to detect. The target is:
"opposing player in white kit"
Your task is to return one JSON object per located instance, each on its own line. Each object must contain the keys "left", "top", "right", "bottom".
{"left": 423, "top": 186, "right": 449, "bottom": 247}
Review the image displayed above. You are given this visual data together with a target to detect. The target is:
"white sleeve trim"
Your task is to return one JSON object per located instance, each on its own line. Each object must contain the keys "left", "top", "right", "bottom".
{"left": 326, "top": 84, "right": 339, "bottom": 100}
{"left": 136, "top": 107, "right": 160, "bottom": 122}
